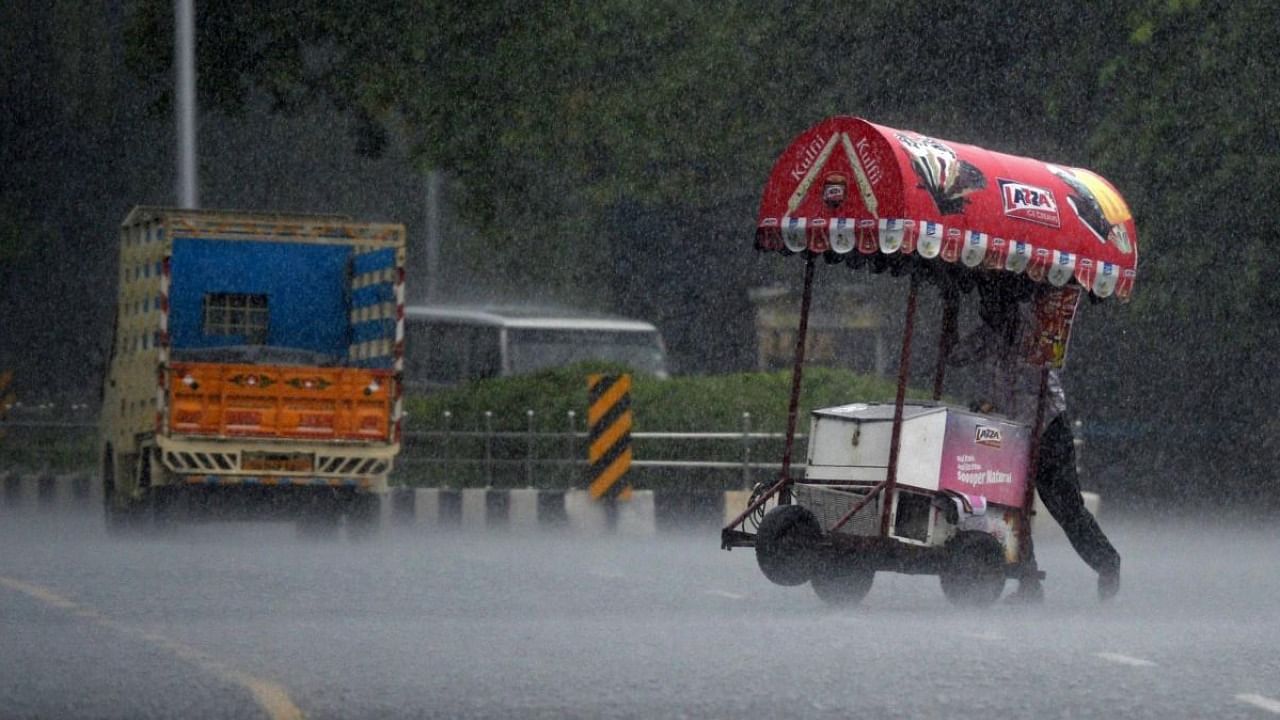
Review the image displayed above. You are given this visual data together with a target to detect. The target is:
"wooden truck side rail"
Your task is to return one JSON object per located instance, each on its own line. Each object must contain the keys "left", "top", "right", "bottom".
{"left": 165, "top": 362, "right": 395, "bottom": 443}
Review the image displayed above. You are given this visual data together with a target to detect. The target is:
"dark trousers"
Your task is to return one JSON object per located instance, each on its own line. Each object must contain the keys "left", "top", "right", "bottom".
{"left": 1031, "top": 416, "right": 1121, "bottom": 576}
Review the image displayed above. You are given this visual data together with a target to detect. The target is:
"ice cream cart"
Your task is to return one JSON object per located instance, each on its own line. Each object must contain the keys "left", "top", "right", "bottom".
{"left": 721, "top": 117, "right": 1138, "bottom": 607}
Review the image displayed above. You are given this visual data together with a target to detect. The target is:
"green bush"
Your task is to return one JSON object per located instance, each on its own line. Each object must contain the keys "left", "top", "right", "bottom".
{"left": 0, "top": 423, "right": 96, "bottom": 473}
{"left": 397, "top": 362, "right": 928, "bottom": 490}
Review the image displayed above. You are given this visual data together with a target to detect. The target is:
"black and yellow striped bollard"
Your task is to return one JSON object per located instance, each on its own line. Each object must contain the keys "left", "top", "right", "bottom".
{"left": 587, "top": 373, "right": 633, "bottom": 528}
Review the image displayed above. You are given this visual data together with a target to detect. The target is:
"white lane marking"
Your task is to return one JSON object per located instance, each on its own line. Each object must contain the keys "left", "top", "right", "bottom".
{"left": 0, "top": 575, "right": 303, "bottom": 720}
{"left": 1237, "top": 694, "right": 1280, "bottom": 714}
{"left": 960, "top": 631, "right": 1006, "bottom": 642}
{"left": 1094, "top": 652, "right": 1156, "bottom": 667}
{"left": 705, "top": 589, "right": 746, "bottom": 600}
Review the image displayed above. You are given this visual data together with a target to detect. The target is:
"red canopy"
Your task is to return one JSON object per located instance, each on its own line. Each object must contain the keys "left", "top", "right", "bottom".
{"left": 756, "top": 117, "right": 1139, "bottom": 300}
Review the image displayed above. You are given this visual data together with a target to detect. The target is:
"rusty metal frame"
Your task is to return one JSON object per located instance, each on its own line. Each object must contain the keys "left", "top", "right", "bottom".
{"left": 1016, "top": 363, "right": 1052, "bottom": 565}
{"left": 828, "top": 271, "right": 920, "bottom": 534}
{"left": 722, "top": 261, "right": 1048, "bottom": 581}
{"left": 932, "top": 285, "right": 960, "bottom": 401}
{"left": 720, "top": 253, "right": 816, "bottom": 548}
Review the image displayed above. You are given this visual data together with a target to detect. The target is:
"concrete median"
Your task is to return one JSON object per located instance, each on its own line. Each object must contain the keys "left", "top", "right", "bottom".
{"left": 0, "top": 472, "right": 98, "bottom": 514}
{"left": 0, "top": 472, "right": 669, "bottom": 535}
{"left": 389, "top": 487, "right": 656, "bottom": 535}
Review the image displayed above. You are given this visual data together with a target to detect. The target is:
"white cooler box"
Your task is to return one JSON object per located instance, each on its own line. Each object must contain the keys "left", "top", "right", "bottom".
{"left": 799, "top": 403, "right": 1033, "bottom": 554}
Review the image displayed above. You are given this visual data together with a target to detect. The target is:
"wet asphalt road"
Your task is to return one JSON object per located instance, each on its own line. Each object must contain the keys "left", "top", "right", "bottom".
{"left": 2, "top": 506, "right": 1279, "bottom": 719}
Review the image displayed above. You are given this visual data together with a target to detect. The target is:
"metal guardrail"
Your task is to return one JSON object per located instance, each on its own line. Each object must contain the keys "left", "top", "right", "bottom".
{"left": 1, "top": 413, "right": 806, "bottom": 488}
{"left": 0, "top": 418, "right": 97, "bottom": 473}
{"left": 401, "top": 410, "right": 804, "bottom": 488}
{"left": 0, "top": 411, "right": 1087, "bottom": 486}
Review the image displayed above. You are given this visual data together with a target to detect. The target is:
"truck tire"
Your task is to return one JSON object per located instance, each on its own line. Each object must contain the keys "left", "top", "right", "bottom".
{"left": 811, "top": 555, "right": 875, "bottom": 606}
{"left": 939, "top": 531, "right": 1007, "bottom": 608}
{"left": 755, "top": 504, "right": 822, "bottom": 587}
{"left": 103, "top": 448, "right": 140, "bottom": 537}
{"left": 345, "top": 492, "right": 382, "bottom": 541}
{"left": 138, "top": 452, "right": 180, "bottom": 533}
{"left": 297, "top": 491, "right": 341, "bottom": 540}
{"left": 147, "top": 485, "right": 181, "bottom": 532}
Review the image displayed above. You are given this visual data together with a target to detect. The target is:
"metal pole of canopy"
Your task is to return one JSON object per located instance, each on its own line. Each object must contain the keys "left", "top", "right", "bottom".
{"left": 720, "top": 252, "right": 817, "bottom": 543}
{"left": 1018, "top": 367, "right": 1051, "bottom": 566}
{"left": 830, "top": 271, "right": 919, "bottom": 535}
{"left": 776, "top": 252, "right": 818, "bottom": 503}
{"left": 932, "top": 287, "right": 959, "bottom": 401}
{"left": 879, "top": 272, "right": 920, "bottom": 535}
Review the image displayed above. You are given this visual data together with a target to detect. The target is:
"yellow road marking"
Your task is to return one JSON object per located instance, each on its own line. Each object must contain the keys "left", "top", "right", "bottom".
{"left": 0, "top": 577, "right": 79, "bottom": 610}
{"left": 0, "top": 575, "right": 304, "bottom": 720}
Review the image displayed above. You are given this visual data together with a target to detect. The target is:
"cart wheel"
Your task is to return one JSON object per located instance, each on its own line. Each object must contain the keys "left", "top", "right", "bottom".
{"left": 811, "top": 555, "right": 875, "bottom": 606}
{"left": 940, "top": 531, "right": 1006, "bottom": 608}
{"left": 755, "top": 505, "right": 822, "bottom": 587}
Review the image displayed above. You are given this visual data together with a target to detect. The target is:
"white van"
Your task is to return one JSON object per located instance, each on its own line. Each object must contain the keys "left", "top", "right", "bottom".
{"left": 402, "top": 305, "right": 669, "bottom": 390}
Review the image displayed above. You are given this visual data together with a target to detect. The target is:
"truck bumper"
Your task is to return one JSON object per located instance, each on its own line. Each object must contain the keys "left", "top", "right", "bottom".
{"left": 155, "top": 435, "right": 396, "bottom": 491}
{"left": 179, "top": 474, "right": 387, "bottom": 493}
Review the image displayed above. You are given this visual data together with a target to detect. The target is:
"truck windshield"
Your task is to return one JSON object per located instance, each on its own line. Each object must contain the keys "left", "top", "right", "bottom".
{"left": 506, "top": 329, "right": 668, "bottom": 377}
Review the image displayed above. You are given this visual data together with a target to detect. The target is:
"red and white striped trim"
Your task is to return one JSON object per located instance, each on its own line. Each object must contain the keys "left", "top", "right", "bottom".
{"left": 393, "top": 266, "right": 405, "bottom": 443}
{"left": 155, "top": 254, "right": 172, "bottom": 433}
{"left": 760, "top": 217, "right": 1135, "bottom": 300}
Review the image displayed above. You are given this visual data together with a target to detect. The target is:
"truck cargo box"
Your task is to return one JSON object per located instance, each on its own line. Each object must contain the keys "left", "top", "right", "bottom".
{"left": 100, "top": 207, "right": 407, "bottom": 524}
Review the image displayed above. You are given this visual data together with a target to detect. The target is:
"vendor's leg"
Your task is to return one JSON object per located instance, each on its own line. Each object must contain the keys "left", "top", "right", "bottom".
{"left": 1006, "top": 561, "right": 1044, "bottom": 603}
{"left": 1005, "top": 514, "right": 1043, "bottom": 604}
{"left": 1036, "top": 417, "right": 1121, "bottom": 596}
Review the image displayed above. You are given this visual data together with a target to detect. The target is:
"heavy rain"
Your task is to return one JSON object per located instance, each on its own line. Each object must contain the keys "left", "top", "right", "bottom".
{"left": 2, "top": 3, "right": 1279, "bottom": 718}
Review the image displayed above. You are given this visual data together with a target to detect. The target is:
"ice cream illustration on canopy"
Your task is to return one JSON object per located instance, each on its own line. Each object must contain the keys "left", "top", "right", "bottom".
{"left": 1047, "top": 164, "right": 1135, "bottom": 254}
{"left": 896, "top": 132, "right": 987, "bottom": 216}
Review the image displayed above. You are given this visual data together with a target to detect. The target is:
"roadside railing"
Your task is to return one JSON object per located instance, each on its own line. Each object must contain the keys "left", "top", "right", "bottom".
{"left": 396, "top": 410, "right": 803, "bottom": 491}
{"left": 0, "top": 419, "right": 97, "bottom": 473}
{"left": 0, "top": 412, "right": 806, "bottom": 492}
{"left": 0, "top": 409, "right": 1087, "bottom": 488}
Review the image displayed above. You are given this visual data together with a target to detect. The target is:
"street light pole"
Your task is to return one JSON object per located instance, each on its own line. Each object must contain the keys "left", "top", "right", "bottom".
{"left": 174, "top": 0, "right": 198, "bottom": 208}
{"left": 424, "top": 169, "right": 442, "bottom": 301}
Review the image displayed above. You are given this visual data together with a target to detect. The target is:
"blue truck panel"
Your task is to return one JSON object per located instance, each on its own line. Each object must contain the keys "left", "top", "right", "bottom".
{"left": 350, "top": 283, "right": 396, "bottom": 309}
{"left": 168, "top": 238, "right": 350, "bottom": 356}
{"left": 351, "top": 247, "right": 397, "bottom": 275}
{"left": 350, "top": 318, "right": 397, "bottom": 345}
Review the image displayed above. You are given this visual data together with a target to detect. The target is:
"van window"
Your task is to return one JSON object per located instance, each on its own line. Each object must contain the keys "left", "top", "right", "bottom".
{"left": 405, "top": 322, "right": 502, "bottom": 385}
{"left": 506, "top": 328, "right": 666, "bottom": 376}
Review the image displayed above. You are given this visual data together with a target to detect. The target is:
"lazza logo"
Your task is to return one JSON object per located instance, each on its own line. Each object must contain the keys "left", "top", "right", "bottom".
{"left": 975, "top": 426, "right": 1003, "bottom": 448}
{"left": 999, "top": 178, "right": 1060, "bottom": 228}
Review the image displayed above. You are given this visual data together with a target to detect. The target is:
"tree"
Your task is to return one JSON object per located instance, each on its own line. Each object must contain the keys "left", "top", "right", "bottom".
{"left": 1078, "top": 0, "right": 1280, "bottom": 500}
{"left": 120, "top": 0, "right": 1280, "bottom": 501}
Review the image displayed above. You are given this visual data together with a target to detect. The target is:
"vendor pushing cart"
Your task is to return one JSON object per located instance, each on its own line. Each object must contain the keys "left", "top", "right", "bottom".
{"left": 721, "top": 117, "right": 1137, "bottom": 607}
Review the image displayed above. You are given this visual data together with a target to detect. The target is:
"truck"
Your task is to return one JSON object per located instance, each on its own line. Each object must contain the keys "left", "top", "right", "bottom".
{"left": 100, "top": 207, "right": 406, "bottom": 535}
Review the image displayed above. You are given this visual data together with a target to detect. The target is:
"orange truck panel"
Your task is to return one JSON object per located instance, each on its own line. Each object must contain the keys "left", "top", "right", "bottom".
{"left": 167, "top": 362, "right": 394, "bottom": 442}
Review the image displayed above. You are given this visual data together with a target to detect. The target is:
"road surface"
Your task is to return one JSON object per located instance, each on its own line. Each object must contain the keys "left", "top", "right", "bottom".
{"left": 1, "top": 507, "right": 1278, "bottom": 719}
